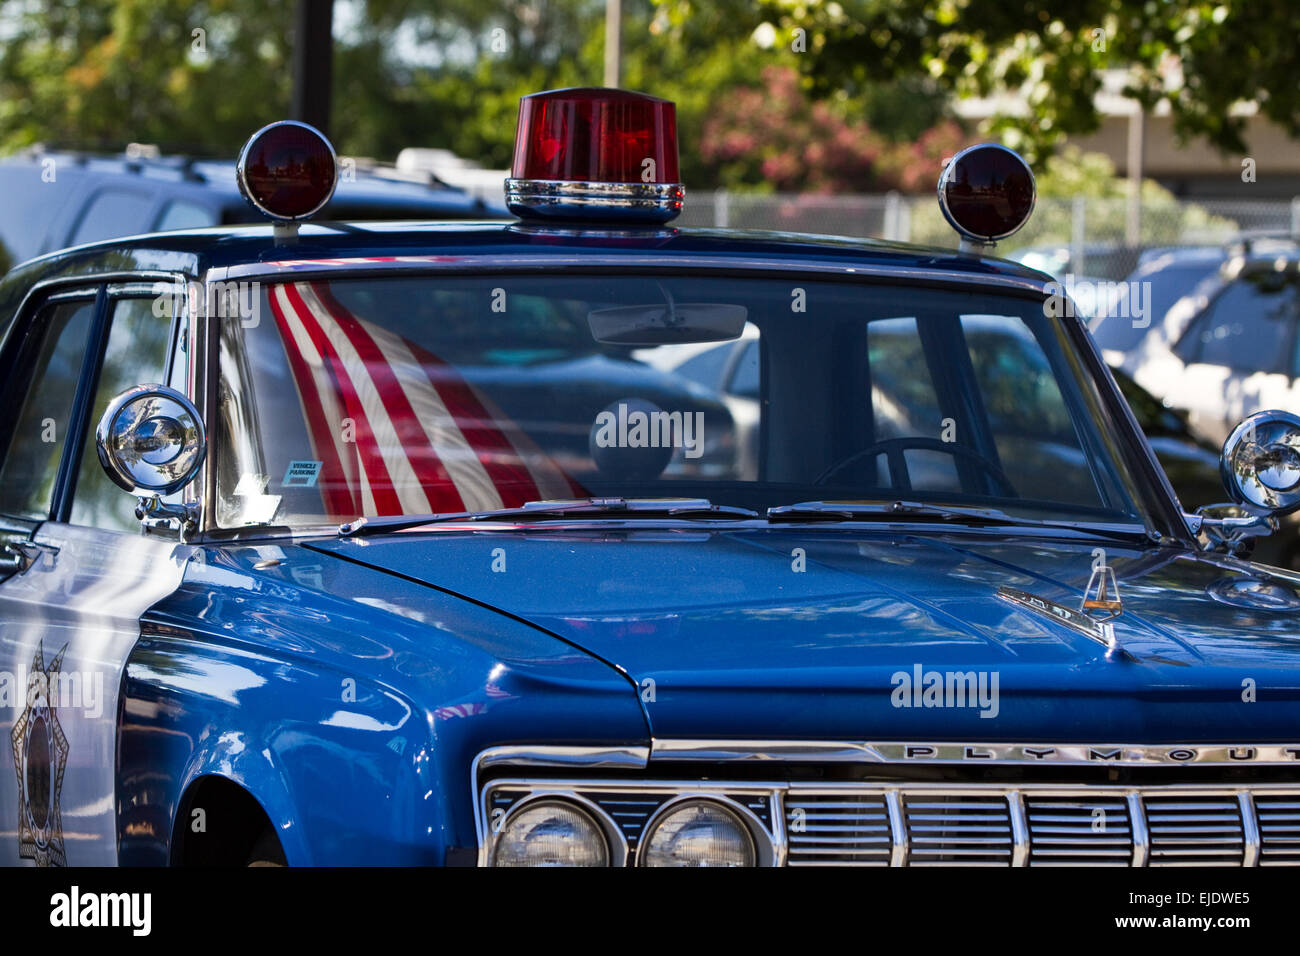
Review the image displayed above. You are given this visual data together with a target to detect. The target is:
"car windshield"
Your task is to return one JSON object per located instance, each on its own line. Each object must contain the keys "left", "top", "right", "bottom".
{"left": 214, "top": 273, "right": 1152, "bottom": 530}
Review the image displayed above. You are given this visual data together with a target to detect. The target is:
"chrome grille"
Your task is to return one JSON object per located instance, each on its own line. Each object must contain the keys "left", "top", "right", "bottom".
{"left": 1025, "top": 796, "right": 1133, "bottom": 865}
{"left": 1256, "top": 795, "right": 1300, "bottom": 865}
{"left": 481, "top": 779, "right": 1300, "bottom": 866}
{"left": 904, "top": 794, "right": 1014, "bottom": 865}
{"left": 784, "top": 793, "right": 892, "bottom": 866}
{"left": 1144, "top": 795, "right": 1245, "bottom": 866}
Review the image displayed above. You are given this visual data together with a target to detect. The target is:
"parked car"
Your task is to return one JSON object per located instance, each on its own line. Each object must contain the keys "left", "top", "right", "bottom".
{"left": 1090, "top": 246, "right": 1227, "bottom": 364}
{"left": 1108, "top": 365, "right": 1299, "bottom": 568}
{"left": 3, "top": 97, "right": 1300, "bottom": 869}
{"left": 0, "top": 142, "right": 505, "bottom": 272}
{"left": 1011, "top": 241, "right": 1139, "bottom": 282}
{"left": 1123, "top": 247, "right": 1300, "bottom": 446}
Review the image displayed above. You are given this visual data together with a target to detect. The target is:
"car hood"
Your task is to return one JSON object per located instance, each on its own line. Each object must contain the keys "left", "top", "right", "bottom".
{"left": 308, "top": 527, "right": 1300, "bottom": 741}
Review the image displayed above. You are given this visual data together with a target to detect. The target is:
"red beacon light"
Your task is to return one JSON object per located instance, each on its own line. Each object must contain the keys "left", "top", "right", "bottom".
{"left": 937, "top": 143, "right": 1036, "bottom": 251}
{"left": 237, "top": 120, "right": 339, "bottom": 226}
{"left": 505, "top": 88, "right": 685, "bottom": 224}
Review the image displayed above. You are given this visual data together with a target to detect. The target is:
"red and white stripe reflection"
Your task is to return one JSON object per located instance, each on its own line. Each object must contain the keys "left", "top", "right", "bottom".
{"left": 268, "top": 281, "right": 577, "bottom": 519}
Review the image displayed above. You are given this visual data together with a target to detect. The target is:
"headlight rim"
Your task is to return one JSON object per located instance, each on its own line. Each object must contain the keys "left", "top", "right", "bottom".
{"left": 635, "top": 793, "right": 765, "bottom": 868}
{"left": 488, "top": 792, "right": 627, "bottom": 868}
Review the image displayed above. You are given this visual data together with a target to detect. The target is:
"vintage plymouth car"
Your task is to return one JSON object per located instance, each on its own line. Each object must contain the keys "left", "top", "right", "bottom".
{"left": 2, "top": 90, "right": 1300, "bottom": 867}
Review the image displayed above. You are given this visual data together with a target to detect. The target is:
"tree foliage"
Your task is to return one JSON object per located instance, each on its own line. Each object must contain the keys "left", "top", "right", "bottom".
{"left": 700, "top": 65, "right": 963, "bottom": 192}
{"left": 653, "top": 0, "right": 1300, "bottom": 162}
{"left": 0, "top": 0, "right": 959, "bottom": 191}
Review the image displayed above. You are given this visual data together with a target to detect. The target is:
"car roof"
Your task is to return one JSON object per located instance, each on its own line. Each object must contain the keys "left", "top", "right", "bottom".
{"left": 0, "top": 149, "right": 497, "bottom": 216}
{"left": 0, "top": 220, "right": 1058, "bottom": 289}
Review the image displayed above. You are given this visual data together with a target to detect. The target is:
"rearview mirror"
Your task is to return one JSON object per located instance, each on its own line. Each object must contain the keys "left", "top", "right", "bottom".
{"left": 588, "top": 288, "right": 747, "bottom": 345}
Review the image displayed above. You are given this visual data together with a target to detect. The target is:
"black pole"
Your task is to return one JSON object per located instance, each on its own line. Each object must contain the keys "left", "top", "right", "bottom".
{"left": 291, "top": 0, "right": 333, "bottom": 136}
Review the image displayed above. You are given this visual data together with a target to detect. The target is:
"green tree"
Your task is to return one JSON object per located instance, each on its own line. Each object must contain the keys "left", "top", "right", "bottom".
{"left": 699, "top": 65, "right": 964, "bottom": 192}
{"left": 908, "top": 147, "right": 1240, "bottom": 251}
{"left": 0, "top": 0, "right": 296, "bottom": 154}
{"left": 0, "top": 0, "right": 965, "bottom": 192}
{"left": 653, "top": 0, "right": 1300, "bottom": 162}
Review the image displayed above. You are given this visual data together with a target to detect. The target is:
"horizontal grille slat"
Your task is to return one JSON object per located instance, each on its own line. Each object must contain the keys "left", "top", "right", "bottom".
{"left": 903, "top": 794, "right": 1013, "bottom": 865}
{"left": 785, "top": 793, "right": 892, "bottom": 867}
{"left": 1255, "top": 795, "right": 1300, "bottom": 866}
{"left": 1144, "top": 796, "right": 1244, "bottom": 867}
{"left": 1024, "top": 796, "right": 1133, "bottom": 866}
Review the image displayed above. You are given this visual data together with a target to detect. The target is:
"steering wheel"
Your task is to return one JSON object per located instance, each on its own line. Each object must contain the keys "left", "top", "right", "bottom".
{"left": 814, "top": 436, "right": 1017, "bottom": 496}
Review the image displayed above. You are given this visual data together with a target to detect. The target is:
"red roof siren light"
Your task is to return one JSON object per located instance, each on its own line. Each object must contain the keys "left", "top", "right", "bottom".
{"left": 506, "top": 88, "right": 685, "bottom": 224}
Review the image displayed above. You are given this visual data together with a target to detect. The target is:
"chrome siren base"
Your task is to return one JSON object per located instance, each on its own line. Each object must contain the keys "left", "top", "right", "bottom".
{"left": 505, "top": 179, "right": 685, "bottom": 223}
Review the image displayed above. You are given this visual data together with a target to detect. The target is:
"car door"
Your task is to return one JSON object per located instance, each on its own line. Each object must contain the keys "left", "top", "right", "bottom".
{"left": 0, "top": 281, "right": 195, "bottom": 866}
{"left": 1161, "top": 272, "right": 1299, "bottom": 445}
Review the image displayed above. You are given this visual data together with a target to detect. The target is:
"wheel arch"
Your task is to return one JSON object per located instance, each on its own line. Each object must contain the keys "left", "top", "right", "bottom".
{"left": 170, "top": 773, "right": 289, "bottom": 866}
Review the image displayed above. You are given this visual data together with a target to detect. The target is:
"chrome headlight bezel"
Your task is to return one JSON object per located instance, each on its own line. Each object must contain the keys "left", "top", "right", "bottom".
{"left": 636, "top": 794, "right": 762, "bottom": 867}
{"left": 487, "top": 792, "right": 627, "bottom": 868}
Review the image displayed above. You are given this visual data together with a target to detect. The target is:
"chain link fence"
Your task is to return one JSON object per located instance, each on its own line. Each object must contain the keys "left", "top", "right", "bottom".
{"left": 676, "top": 192, "right": 1300, "bottom": 279}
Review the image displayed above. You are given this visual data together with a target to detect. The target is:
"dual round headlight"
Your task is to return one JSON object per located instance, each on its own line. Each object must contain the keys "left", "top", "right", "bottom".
{"left": 490, "top": 796, "right": 757, "bottom": 867}
{"left": 491, "top": 800, "right": 610, "bottom": 867}
{"left": 640, "top": 799, "right": 756, "bottom": 867}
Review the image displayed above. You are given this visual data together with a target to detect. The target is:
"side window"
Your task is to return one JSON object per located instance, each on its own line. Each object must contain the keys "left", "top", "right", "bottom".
{"left": 0, "top": 299, "right": 97, "bottom": 519}
{"left": 69, "top": 190, "right": 153, "bottom": 246}
{"left": 1175, "top": 273, "right": 1299, "bottom": 373}
{"left": 68, "top": 298, "right": 172, "bottom": 532}
{"left": 728, "top": 339, "right": 760, "bottom": 399}
{"left": 154, "top": 200, "right": 218, "bottom": 231}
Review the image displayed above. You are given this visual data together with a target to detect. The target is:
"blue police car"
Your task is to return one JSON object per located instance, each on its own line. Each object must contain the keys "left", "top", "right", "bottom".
{"left": 2, "top": 91, "right": 1300, "bottom": 868}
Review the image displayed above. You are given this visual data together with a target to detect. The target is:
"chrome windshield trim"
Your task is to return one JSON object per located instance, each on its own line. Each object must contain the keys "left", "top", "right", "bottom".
{"left": 207, "top": 255, "right": 1055, "bottom": 296}
{"left": 649, "top": 739, "right": 1300, "bottom": 766}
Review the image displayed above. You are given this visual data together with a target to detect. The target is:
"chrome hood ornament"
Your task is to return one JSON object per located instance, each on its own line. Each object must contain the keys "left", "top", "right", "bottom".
{"left": 1081, "top": 562, "right": 1123, "bottom": 620}
{"left": 997, "top": 585, "right": 1128, "bottom": 662}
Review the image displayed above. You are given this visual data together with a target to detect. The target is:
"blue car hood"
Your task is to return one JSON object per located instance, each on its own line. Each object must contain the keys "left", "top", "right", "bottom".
{"left": 309, "top": 528, "right": 1300, "bottom": 741}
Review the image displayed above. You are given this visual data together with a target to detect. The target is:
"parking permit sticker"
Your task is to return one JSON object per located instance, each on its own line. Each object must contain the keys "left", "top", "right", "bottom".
{"left": 283, "top": 460, "right": 323, "bottom": 488}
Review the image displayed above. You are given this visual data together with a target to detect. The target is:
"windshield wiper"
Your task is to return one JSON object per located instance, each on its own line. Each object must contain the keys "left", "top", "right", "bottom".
{"left": 766, "top": 500, "right": 1156, "bottom": 541}
{"left": 339, "top": 497, "right": 760, "bottom": 536}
